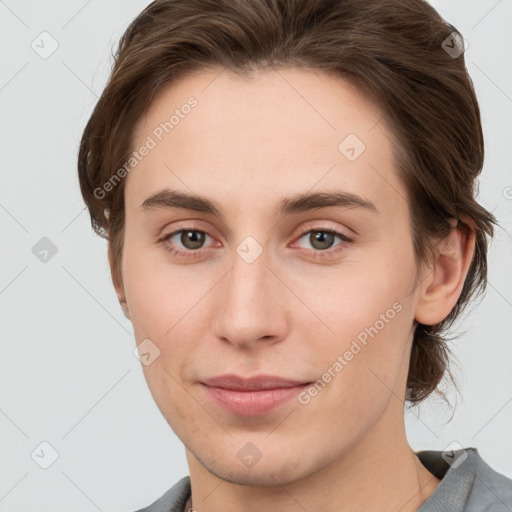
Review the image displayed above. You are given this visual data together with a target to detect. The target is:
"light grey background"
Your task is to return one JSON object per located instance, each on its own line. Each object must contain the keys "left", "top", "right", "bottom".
{"left": 1, "top": 1, "right": 511, "bottom": 511}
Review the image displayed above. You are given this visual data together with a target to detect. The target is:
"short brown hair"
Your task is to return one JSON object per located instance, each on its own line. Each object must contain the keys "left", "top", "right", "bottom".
{"left": 78, "top": 0, "right": 498, "bottom": 405}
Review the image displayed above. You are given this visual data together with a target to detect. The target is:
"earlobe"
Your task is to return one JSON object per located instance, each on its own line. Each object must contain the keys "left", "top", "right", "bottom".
{"left": 414, "top": 218, "right": 476, "bottom": 326}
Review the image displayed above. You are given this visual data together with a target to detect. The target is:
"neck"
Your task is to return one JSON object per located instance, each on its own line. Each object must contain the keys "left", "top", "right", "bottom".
{"left": 185, "top": 412, "right": 441, "bottom": 512}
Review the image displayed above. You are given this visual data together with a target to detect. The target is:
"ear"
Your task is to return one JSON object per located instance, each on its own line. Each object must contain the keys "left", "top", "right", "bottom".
{"left": 107, "top": 242, "right": 131, "bottom": 320}
{"left": 414, "top": 216, "right": 476, "bottom": 326}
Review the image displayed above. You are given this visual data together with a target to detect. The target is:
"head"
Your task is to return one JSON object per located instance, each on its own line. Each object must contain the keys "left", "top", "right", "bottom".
{"left": 78, "top": 0, "right": 497, "bottom": 486}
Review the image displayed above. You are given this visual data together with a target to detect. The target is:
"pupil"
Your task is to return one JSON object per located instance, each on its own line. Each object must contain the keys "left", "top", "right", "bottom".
{"left": 312, "top": 231, "right": 334, "bottom": 250}
{"left": 182, "top": 230, "right": 204, "bottom": 249}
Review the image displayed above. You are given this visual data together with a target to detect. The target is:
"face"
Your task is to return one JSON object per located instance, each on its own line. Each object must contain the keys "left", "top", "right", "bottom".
{"left": 118, "top": 67, "right": 424, "bottom": 485}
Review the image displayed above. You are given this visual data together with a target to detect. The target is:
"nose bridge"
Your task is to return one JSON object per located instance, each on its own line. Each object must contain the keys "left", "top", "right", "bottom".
{"left": 213, "top": 235, "right": 284, "bottom": 346}
{"left": 231, "top": 239, "right": 269, "bottom": 303}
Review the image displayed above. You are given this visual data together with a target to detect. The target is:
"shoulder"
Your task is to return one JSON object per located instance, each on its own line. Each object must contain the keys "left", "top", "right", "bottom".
{"left": 417, "top": 447, "right": 512, "bottom": 512}
{"left": 465, "top": 448, "right": 512, "bottom": 511}
{"left": 134, "top": 476, "right": 191, "bottom": 512}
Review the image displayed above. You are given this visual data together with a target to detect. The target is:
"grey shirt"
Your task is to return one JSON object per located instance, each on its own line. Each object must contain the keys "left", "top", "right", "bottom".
{"left": 135, "top": 447, "right": 512, "bottom": 512}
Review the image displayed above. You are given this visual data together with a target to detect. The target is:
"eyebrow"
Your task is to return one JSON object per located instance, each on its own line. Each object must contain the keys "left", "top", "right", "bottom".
{"left": 140, "top": 189, "right": 378, "bottom": 217}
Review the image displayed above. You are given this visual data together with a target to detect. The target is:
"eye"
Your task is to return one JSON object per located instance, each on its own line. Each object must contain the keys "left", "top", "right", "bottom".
{"left": 158, "top": 226, "right": 354, "bottom": 260}
{"left": 158, "top": 228, "right": 216, "bottom": 258}
{"left": 293, "top": 228, "right": 353, "bottom": 258}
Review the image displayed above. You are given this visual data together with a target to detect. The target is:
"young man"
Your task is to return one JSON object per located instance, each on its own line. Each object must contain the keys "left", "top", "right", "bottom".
{"left": 78, "top": 0, "right": 512, "bottom": 510}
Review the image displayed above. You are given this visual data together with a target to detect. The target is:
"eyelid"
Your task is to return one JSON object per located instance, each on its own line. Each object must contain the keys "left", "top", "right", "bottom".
{"left": 155, "top": 218, "right": 217, "bottom": 239}
{"left": 290, "top": 217, "right": 354, "bottom": 242}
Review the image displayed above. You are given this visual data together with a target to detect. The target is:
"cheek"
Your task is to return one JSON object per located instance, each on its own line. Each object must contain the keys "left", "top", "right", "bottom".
{"left": 293, "top": 256, "right": 412, "bottom": 345}
{"left": 121, "top": 237, "right": 214, "bottom": 383}
{"left": 121, "top": 232, "right": 189, "bottom": 338}
{"left": 291, "top": 251, "right": 416, "bottom": 397}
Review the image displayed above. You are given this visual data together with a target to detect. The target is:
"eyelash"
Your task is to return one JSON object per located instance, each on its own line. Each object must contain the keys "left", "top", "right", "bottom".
{"left": 157, "top": 226, "right": 354, "bottom": 260}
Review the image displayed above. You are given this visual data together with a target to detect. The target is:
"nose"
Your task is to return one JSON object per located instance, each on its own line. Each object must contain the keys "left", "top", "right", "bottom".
{"left": 212, "top": 242, "right": 288, "bottom": 350}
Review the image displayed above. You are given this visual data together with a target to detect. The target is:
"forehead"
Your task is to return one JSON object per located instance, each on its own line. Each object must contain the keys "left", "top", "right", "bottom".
{"left": 127, "top": 67, "right": 407, "bottom": 222}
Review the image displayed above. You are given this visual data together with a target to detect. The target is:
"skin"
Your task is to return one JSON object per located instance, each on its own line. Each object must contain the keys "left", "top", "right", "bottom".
{"left": 108, "top": 66, "right": 475, "bottom": 511}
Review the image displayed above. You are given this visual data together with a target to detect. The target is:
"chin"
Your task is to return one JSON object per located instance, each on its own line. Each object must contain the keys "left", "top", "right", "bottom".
{"left": 193, "top": 445, "right": 314, "bottom": 487}
{"left": 214, "top": 469, "right": 283, "bottom": 487}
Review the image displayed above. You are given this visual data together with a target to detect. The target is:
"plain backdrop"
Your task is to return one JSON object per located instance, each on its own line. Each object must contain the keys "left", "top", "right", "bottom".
{"left": 1, "top": 1, "right": 511, "bottom": 511}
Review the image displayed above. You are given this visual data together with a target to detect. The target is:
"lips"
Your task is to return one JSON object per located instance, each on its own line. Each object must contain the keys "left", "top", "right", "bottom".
{"left": 201, "top": 374, "right": 310, "bottom": 391}
{"left": 200, "top": 374, "right": 312, "bottom": 416}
